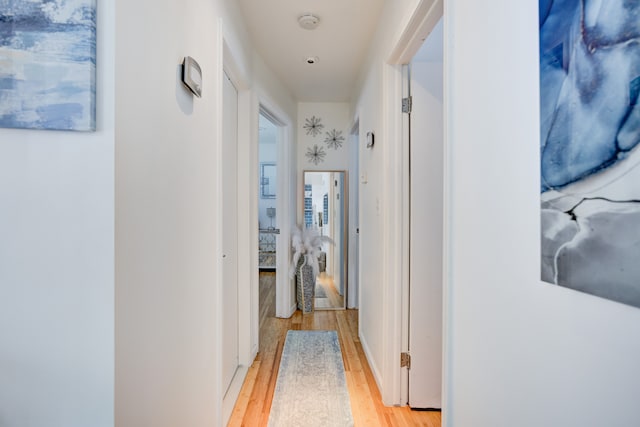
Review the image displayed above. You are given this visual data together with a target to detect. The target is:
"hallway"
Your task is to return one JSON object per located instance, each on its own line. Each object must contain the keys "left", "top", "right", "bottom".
{"left": 227, "top": 273, "right": 441, "bottom": 426}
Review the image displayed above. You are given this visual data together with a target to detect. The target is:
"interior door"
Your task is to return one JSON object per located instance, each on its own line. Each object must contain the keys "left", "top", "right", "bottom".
{"left": 335, "top": 173, "right": 346, "bottom": 296}
{"left": 348, "top": 126, "right": 360, "bottom": 308}
{"left": 408, "top": 18, "right": 444, "bottom": 409}
{"left": 222, "top": 71, "right": 239, "bottom": 395}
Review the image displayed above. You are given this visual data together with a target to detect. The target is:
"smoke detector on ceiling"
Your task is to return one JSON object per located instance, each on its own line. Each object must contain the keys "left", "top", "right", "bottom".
{"left": 298, "top": 13, "right": 320, "bottom": 30}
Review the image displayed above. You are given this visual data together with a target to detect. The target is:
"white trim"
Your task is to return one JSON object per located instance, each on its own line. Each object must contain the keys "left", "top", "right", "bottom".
{"left": 441, "top": 2, "right": 452, "bottom": 425}
{"left": 236, "top": 89, "right": 254, "bottom": 367}
{"left": 380, "top": 61, "right": 406, "bottom": 406}
{"left": 248, "top": 91, "right": 260, "bottom": 361}
{"left": 214, "top": 18, "right": 225, "bottom": 427}
{"left": 289, "top": 302, "right": 298, "bottom": 316}
{"left": 221, "top": 25, "right": 253, "bottom": 427}
{"left": 256, "top": 93, "right": 295, "bottom": 319}
{"left": 348, "top": 114, "right": 360, "bottom": 309}
{"left": 223, "top": 42, "right": 249, "bottom": 91}
{"left": 382, "top": 0, "right": 445, "bottom": 409}
{"left": 224, "top": 37, "right": 254, "bottom": 369}
{"left": 349, "top": 115, "right": 360, "bottom": 136}
{"left": 388, "top": 0, "right": 444, "bottom": 65}
{"left": 221, "top": 366, "right": 249, "bottom": 424}
{"left": 353, "top": 114, "right": 364, "bottom": 313}
{"left": 400, "top": 63, "right": 411, "bottom": 406}
{"left": 360, "top": 331, "right": 384, "bottom": 395}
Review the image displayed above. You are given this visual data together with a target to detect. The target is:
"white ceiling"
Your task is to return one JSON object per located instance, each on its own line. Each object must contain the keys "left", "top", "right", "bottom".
{"left": 237, "top": 0, "right": 386, "bottom": 102}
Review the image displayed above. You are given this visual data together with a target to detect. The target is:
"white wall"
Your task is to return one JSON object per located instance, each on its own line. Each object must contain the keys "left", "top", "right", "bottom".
{"left": 113, "top": 0, "right": 245, "bottom": 425}
{"left": 353, "top": 1, "right": 640, "bottom": 421}
{"left": 444, "top": 1, "right": 640, "bottom": 426}
{"left": 351, "top": 0, "right": 421, "bottom": 405}
{"left": 114, "top": 0, "right": 221, "bottom": 425}
{"left": 0, "top": 2, "right": 115, "bottom": 426}
{"left": 352, "top": 60, "right": 388, "bottom": 396}
{"left": 114, "top": 0, "right": 297, "bottom": 425}
{"left": 297, "top": 102, "right": 351, "bottom": 173}
{"left": 296, "top": 103, "right": 351, "bottom": 304}
{"left": 297, "top": 103, "right": 350, "bottom": 224}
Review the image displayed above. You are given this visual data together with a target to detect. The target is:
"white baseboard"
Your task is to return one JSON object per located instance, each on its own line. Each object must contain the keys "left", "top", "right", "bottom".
{"left": 277, "top": 302, "right": 297, "bottom": 318}
{"left": 360, "top": 334, "right": 384, "bottom": 398}
{"left": 222, "top": 365, "right": 249, "bottom": 425}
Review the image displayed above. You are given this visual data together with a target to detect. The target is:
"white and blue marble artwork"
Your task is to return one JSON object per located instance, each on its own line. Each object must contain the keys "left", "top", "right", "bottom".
{"left": 0, "top": 0, "right": 96, "bottom": 131}
{"left": 540, "top": 0, "right": 640, "bottom": 308}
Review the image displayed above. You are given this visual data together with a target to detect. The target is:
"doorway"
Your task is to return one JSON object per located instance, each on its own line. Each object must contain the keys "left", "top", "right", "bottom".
{"left": 258, "top": 112, "right": 280, "bottom": 273}
{"left": 302, "top": 170, "right": 348, "bottom": 310}
{"left": 257, "top": 110, "right": 282, "bottom": 332}
{"left": 257, "top": 105, "right": 294, "bottom": 320}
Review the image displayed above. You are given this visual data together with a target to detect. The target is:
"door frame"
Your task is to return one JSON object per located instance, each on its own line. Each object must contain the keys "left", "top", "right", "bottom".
{"left": 384, "top": 0, "right": 447, "bottom": 410}
{"left": 220, "top": 27, "right": 252, "bottom": 425}
{"left": 256, "top": 100, "right": 295, "bottom": 318}
{"left": 216, "top": 19, "right": 296, "bottom": 427}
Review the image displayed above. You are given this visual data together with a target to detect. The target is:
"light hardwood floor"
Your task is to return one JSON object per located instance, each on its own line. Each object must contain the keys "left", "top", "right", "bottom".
{"left": 227, "top": 272, "right": 442, "bottom": 426}
{"left": 315, "top": 272, "right": 344, "bottom": 309}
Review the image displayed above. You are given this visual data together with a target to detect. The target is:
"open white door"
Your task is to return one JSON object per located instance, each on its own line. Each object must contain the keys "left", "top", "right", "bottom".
{"left": 408, "top": 17, "right": 444, "bottom": 409}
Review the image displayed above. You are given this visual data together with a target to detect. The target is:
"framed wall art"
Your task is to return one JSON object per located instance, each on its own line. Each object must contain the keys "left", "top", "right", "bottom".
{"left": 0, "top": 0, "right": 97, "bottom": 131}
{"left": 539, "top": 1, "right": 640, "bottom": 308}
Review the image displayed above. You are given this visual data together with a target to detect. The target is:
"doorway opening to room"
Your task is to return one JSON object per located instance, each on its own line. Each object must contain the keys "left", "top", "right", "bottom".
{"left": 258, "top": 109, "right": 281, "bottom": 324}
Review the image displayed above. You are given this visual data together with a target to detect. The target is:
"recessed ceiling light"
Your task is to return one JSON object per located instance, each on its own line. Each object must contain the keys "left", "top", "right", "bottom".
{"left": 305, "top": 56, "right": 319, "bottom": 65}
{"left": 298, "top": 13, "right": 320, "bottom": 30}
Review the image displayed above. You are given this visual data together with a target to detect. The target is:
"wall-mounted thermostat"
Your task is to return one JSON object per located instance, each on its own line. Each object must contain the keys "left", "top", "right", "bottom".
{"left": 366, "top": 131, "right": 375, "bottom": 148}
{"left": 182, "top": 56, "right": 202, "bottom": 98}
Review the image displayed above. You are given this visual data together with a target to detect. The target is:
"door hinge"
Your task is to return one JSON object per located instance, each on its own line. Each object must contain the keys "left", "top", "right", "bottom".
{"left": 402, "top": 96, "right": 412, "bottom": 114}
{"left": 401, "top": 352, "right": 411, "bottom": 369}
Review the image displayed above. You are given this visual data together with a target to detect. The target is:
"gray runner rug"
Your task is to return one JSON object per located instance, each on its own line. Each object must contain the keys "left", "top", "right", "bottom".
{"left": 267, "top": 330, "right": 354, "bottom": 427}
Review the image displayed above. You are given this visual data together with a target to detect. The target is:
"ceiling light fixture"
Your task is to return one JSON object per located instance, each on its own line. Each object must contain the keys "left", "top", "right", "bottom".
{"left": 298, "top": 13, "right": 320, "bottom": 30}
{"left": 305, "top": 56, "right": 319, "bottom": 65}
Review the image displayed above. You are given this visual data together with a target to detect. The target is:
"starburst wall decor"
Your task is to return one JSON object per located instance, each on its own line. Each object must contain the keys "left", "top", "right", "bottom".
{"left": 303, "top": 116, "right": 324, "bottom": 137}
{"left": 324, "top": 129, "right": 344, "bottom": 150}
{"left": 306, "top": 144, "right": 326, "bottom": 165}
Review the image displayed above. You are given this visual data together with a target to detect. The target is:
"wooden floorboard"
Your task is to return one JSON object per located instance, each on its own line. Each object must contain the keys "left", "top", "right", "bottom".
{"left": 227, "top": 272, "right": 441, "bottom": 426}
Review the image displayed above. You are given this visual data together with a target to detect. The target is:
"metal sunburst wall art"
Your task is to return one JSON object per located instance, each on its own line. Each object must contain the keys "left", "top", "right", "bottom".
{"left": 324, "top": 129, "right": 345, "bottom": 150}
{"left": 303, "top": 115, "right": 324, "bottom": 137}
{"left": 306, "top": 144, "right": 326, "bottom": 165}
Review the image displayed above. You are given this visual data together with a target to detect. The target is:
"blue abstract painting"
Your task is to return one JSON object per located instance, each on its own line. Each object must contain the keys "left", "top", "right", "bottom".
{"left": 540, "top": 1, "right": 640, "bottom": 308}
{"left": 0, "top": 0, "right": 96, "bottom": 131}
